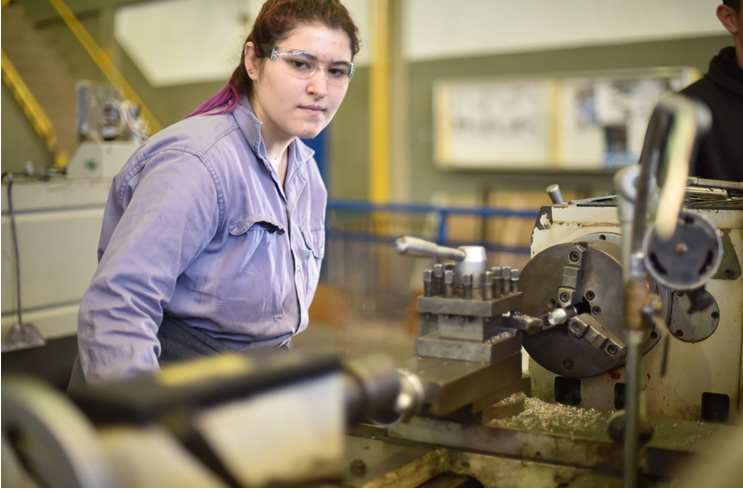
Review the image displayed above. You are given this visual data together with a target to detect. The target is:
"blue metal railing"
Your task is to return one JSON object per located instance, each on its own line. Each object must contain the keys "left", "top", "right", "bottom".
{"left": 326, "top": 199, "right": 541, "bottom": 255}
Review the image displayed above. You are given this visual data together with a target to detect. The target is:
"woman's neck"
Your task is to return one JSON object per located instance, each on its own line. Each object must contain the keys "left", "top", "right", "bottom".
{"left": 265, "top": 141, "right": 290, "bottom": 186}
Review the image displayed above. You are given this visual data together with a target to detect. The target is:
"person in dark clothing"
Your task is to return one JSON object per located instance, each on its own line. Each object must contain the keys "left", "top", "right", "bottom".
{"left": 680, "top": 0, "right": 743, "bottom": 181}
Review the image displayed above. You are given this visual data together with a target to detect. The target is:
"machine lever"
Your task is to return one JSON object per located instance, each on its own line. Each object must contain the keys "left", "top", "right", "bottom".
{"left": 546, "top": 184, "right": 564, "bottom": 205}
{"left": 395, "top": 236, "right": 466, "bottom": 261}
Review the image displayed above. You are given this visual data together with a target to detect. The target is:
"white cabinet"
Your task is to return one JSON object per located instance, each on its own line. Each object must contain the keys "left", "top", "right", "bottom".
{"left": 1, "top": 179, "right": 111, "bottom": 341}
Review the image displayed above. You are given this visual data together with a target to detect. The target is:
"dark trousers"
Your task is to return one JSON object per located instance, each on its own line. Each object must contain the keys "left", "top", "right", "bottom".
{"left": 69, "top": 316, "right": 289, "bottom": 391}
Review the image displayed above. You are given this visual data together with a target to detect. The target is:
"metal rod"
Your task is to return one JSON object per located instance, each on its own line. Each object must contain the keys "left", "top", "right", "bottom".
{"left": 492, "top": 267, "right": 503, "bottom": 298}
{"left": 510, "top": 268, "right": 520, "bottom": 293}
{"left": 4, "top": 174, "right": 24, "bottom": 326}
{"left": 483, "top": 271, "right": 493, "bottom": 300}
{"left": 624, "top": 329, "right": 643, "bottom": 487}
{"left": 501, "top": 266, "right": 511, "bottom": 295}
{"left": 463, "top": 273, "right": 473, "bottom": 300}
{"left": 432, "top": 264, "right": 443, "bottom": 297}
{"left": 444, "top": 270, "right": 454, "bottom": 298}
{"left": 423, "top": 269, "right": 432, "bottom": 297}
{"left": 687, "top": 176, "right": 743, "bottom": 192}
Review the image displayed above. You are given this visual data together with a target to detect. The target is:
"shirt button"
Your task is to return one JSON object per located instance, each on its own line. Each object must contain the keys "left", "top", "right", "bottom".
{"left": 296, "top": 264, "right": 300, "bottom": 271}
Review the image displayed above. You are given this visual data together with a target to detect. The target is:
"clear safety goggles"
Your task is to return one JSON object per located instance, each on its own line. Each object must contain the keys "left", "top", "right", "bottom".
{"left": 260, "top": 43, "right": 355, "bottom": 87}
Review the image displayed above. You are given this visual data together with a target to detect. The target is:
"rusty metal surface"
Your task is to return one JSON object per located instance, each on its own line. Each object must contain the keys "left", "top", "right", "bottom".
{"left": 415, "top": 329, "right": 521, "bottom": 363}
{"left": 386, "top": 405, "right": 729, "bottom": 478}
{"left": 339, "top": 435, "right": 443, "bottom": 488}
{"left": 417, "top": 292, "right": 522, "bottom": 318}
{"left": 341, "top": 434, "right": 627, "bottom": 487}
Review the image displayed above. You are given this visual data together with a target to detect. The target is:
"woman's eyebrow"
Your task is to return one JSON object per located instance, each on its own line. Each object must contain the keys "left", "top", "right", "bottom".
{"left": 285, "top": 48, "right": 352, "bottom": 65}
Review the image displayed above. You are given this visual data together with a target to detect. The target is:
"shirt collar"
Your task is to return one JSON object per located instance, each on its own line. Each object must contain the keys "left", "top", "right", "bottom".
{"left": 232, "top": 94, "right": 316, "bottom": 176}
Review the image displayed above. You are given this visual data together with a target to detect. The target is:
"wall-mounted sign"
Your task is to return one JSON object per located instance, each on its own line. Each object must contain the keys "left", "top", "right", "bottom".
{"left": 433, "top": 68, "right": 697, "bottom": 170}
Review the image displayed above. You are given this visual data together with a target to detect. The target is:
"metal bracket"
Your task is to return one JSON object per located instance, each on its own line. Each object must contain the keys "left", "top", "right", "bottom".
{"left": 558, "top": 243, "right": 587, "bottom": 308}
{"left": 712, "top": 231, "right": 741, "bottom": 280}
{"left": 567, "top": 313, "right": 626, "bottom": 359}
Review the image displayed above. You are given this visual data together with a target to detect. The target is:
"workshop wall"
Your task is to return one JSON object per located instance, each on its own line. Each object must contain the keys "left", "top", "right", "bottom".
{"left": 1, "top": 84, "right": 54, "bottom": 173}
{"left": 400, "top": 34, "right": 732, "bottom": 204}
{"left": 0, "top": 1, "right": 732, "bottom": 201}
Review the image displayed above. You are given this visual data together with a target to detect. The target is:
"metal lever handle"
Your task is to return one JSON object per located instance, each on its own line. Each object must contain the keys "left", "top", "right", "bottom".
{"left": 395, "top": 236, "right": 466, "bottom": 261}
{"left": 546, "top": 184, "right": 564, "bottom": 205}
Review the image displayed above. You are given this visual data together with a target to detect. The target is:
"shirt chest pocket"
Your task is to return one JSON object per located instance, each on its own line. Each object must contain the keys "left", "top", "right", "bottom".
{"left": 301, "top": 226, "right": 325, "bottom": 260}
{"left": 300, "top": 225, "right": 325, "bottom": 303}
{"left": 216, "top": 214, "right": 289, "bottom": 323}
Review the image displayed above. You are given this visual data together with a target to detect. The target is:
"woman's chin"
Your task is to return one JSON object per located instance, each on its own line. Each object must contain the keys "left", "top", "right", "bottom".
{"left": 296, "top": 123, "right": 328, "bottom": 140}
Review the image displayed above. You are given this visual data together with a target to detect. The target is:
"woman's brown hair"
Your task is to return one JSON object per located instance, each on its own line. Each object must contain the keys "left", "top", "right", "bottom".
{"left": 188, "top": 0, "right": 359, "bottom": 117}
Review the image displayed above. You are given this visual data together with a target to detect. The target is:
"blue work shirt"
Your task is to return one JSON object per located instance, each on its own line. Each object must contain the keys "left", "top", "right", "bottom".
{"left": 78, "top": 96, "right": 327, "bottom": 383}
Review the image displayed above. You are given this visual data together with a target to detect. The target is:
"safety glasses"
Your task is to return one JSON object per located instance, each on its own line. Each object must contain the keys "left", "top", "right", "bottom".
{"left": 260, "top": 43, "right": 354, "bottom": 87}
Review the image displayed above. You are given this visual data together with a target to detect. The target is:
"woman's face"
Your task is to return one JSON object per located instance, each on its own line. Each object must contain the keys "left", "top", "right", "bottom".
{"left": 246, "top": 23, "right": 353, "bottom": 145}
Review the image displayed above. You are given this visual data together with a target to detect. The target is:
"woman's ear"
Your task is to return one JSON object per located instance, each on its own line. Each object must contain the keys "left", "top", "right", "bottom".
{"left": 244, "top": 41, "right": 260, "bottom": 80}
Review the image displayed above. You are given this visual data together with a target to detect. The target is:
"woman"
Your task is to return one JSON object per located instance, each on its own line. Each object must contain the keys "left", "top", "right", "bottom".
{"left": 76, "top": 0, "right": 360, "bottom": 384}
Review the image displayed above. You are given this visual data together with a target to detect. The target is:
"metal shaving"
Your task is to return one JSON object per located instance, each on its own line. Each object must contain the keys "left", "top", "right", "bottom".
{"left": 486, "top": 330, "right": 514, "bottom": 345}
{"left": 488, "top": 395, "right": 603, "bottom": 434}
{"left": 493, "top": 391, "right": 525, "bottom": 407}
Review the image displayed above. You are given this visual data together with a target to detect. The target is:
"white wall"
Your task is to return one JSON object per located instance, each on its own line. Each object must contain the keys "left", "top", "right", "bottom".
{"left": 115, "top": 0, "right": 371, "bottom": 86}
{"left": 115, "top": 0, "right": 727, "bottom": 87}
{"left": 405, "top": 0, "right": 726, "bottom": 61}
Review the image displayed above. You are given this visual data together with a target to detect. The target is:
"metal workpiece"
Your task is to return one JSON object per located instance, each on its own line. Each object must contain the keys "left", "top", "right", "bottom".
{"left": 401, "top": 353, "right": 523, "bottom": 417}
{"left": 416, "top": 329, "right": 522, "bottom": 363}
{"left": 642, "top": 211, "right": 722, "bottom": 291}
{"left": 546, "top": 305, "right": 578, "bottom": 327}
{"left": 417, "top": 292, "right": 522, "bottom": 318}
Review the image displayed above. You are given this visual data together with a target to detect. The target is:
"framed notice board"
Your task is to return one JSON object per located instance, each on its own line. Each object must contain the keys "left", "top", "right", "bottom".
{"left": 433, "top": 68, "right": 698, "bottom": 171}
